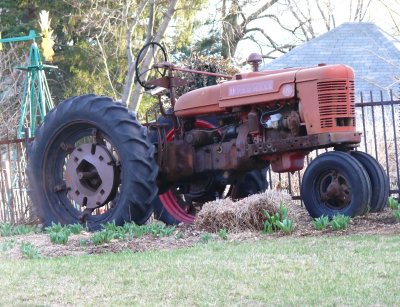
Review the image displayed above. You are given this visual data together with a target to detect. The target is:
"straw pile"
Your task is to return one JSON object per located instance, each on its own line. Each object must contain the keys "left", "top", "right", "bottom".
{"left": 195, "top": 190, "right": 295, "bottom": 232}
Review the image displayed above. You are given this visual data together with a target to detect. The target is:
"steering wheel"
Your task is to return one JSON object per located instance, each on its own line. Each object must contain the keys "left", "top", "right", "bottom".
{"left": 135, "top": 42, "right": 168, "bottom": 90}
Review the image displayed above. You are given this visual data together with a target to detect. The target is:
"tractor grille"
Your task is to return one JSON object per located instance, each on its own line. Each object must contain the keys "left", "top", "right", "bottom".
{"left": 317, "top": 80, "right": 355, "bottom": 128}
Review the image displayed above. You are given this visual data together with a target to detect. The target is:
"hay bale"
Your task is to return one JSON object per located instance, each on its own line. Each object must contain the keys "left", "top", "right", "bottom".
{"left": 195, "top": 190, "right": 293, "bottom": 232}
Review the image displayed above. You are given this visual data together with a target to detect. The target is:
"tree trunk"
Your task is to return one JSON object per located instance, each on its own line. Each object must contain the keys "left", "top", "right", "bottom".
{"left": 121, "top": 0, "right": 148, "bottom": 105}
{"left": 129, "top": 0, "right": 179, "bottom": 112}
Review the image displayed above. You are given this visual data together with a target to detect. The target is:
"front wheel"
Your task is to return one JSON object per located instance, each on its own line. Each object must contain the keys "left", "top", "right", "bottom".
{"left": 27, "top": 94, "right": 158, "bottom": 230}
{"left": 301, "top": 151, "right": 371, "bottom": 218}
{"left": 350, "top": 151, "right": 389, "bottom": 212}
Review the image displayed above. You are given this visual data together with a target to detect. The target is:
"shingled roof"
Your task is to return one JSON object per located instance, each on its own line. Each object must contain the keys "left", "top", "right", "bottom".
{"left": 261, "top": 22, "right": 400, "bottom": 100}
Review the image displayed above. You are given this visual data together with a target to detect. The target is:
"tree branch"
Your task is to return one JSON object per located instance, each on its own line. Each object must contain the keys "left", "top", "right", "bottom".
{"left": 244, "top": 27, "right": 295, "bottom": 53}
{"left": 246, "top": 0, "right": 279, "bottom": 25}
{"left": 96, "top": 35, "right": 117, "bottom": 99}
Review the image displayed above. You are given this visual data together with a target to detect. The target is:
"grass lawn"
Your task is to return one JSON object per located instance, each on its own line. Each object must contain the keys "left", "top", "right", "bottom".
{"left": 2, "top": 234, "right": 400, "bottom": 306}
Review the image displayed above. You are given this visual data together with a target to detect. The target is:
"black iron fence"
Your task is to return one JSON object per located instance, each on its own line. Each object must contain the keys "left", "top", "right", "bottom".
{"left": 0, "top": 91, "right": 399, "bottom": 223}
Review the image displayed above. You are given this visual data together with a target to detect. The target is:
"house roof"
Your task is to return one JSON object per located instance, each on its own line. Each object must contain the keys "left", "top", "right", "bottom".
{"left": 261, "top": 22, "right": 400, "bottom": 100}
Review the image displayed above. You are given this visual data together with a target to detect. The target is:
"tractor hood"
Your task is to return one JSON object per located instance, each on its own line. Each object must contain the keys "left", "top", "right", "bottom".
{"left": 174, "top": 64, "right": 353, "bottom": 117}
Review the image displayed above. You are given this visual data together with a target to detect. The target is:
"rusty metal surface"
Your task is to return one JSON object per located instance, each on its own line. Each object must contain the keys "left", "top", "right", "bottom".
{"left": 246, "top": 132, "right": 361, "bottom": 157}
{"left": 65, "top": 144, "right": 117, "bottom": 209}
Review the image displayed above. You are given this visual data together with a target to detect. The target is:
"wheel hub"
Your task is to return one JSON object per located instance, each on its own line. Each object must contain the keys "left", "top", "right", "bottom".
{"left": 65, "top": 144, "right": 118, "bottom": 209}
{"left": 320, "top": 171, "right": 352, "bottom": 209}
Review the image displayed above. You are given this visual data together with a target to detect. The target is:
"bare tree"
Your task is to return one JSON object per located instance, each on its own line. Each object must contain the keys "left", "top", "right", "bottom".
{"left": 282, "top": 0, "right": 373, "bottom": 42}
{"left": 377, "top": 0, "right": 400, "bottom": 35}
{"left": 220, "top": 0, "right": 280, "bottom": 59}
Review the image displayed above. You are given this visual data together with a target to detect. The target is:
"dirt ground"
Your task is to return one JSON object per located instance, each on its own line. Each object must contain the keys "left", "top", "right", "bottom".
{"left": 2, "top": 203, "right": 400, "bottom": 260}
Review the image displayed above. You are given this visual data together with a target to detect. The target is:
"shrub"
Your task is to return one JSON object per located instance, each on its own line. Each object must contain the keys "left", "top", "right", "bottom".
{"left": 312, "top": 216, "right": 330, "bottom": 230}
{"left": 331, "top": 214, "right": 350, "bottom": 231}
{"left": 393, "top": 210, "right": 400, "bottom": 220}
{"left": 20, "top": 242, "right": 41, "bottom": 259}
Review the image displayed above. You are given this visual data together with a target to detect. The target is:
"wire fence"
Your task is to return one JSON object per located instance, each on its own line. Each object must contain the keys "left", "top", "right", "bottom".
{"left": 0, "top": 91, "right": 399, "bottom": 223}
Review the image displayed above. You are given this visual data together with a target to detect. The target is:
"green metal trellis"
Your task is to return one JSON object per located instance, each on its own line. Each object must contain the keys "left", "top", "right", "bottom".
{"left": 0, "top": 30, "right": 55, "bottom": 138}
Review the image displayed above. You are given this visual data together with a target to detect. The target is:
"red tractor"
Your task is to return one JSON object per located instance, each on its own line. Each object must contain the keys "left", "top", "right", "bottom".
{"left": 28, "top": 43, "right": 389, "bottom": 230}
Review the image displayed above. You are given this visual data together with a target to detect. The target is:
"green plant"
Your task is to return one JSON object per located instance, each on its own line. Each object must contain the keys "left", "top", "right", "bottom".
{"left": 388, "top": 197, "right": 400, "bottom": 210}
{"left": 312, "top": 216, "right": 330, "bottom": 230}
{"left": 218, "top": 228, "right": 228, "bottom": 240}
{"left": 45, "top": 222, "right": 64, "bottom": 234}
{"left": 91, "top": 230, "right": 116, "bottom": 245}
{"left": 393, "top": 210, "right": 400, "bottom": 220}
{"left": 199, "top": 232, "right": 213, "bottom": 244}
{"left": 14, "top": 225, "right": 39, "bottom": 235}
{"left": 68, "top": 223, "right": 85, "bottom": 234}
{"left": 276, "top": 219, "right": 294, "bottom": 234}
{"left": 49, "top": 230, "right": 70, "bottom": 245}
{"left": 102, "top": 222, "right": 126, "bottom": 239}
{"left": 0, "top": 223, "right": 13, "bottom": 237}
{"left": 0, "top": 223, "right": 39, "bottom": 237}
{"left": 102, "top": 221, "right": 120, "bottom": 233}
{"left": 89, "top": 222, "right": 177, "bottom": 245}
{"left": 175, "top": 231, "right": 184, "bottom": 240}
{"left": 263, "top": 203, "right": 290, "bottom": 234}
{"left": 331, "top": 214, "right": 351, "bottom": 231}
{"left": 143, "top": 223, "right": 176, "bottom": 237}
{"left": 122, "top": 222, "right": 144, "bottom": 239}
{"left": 20, "top": 242, "right": 41, "bottom": 259}
{"left": 46, "top": 222, "right": 72, "bottom": 245}
{"left": 0, "top": 239, "right": 16, "bottom": 252}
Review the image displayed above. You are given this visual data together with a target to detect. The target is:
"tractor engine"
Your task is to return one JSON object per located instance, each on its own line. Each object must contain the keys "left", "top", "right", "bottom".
{"left": 158, "top": 64, "right": 360, "bottom": 182}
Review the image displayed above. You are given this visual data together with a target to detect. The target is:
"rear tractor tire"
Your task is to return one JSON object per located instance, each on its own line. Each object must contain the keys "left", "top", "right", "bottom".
{"left": 301, "top": 151, "right": 371, "bottom": 218}
{"left": 27, "top": 94, "right": 158, "bottom": 230}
